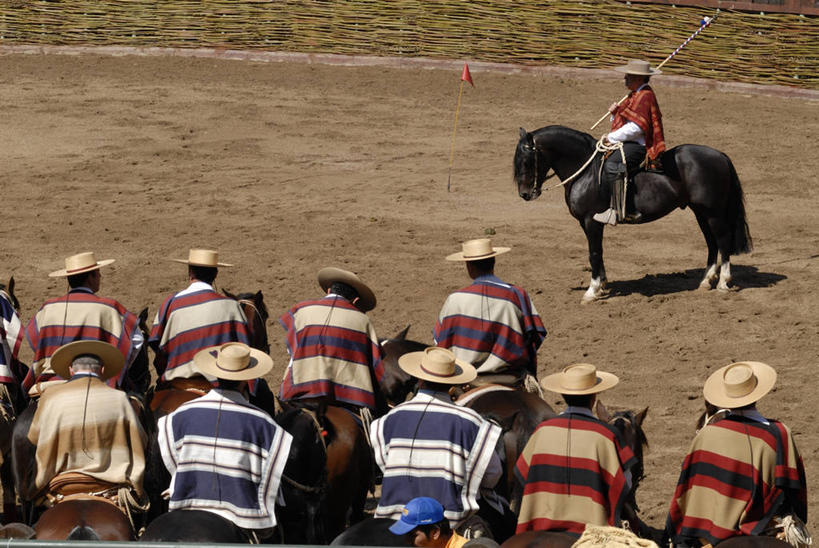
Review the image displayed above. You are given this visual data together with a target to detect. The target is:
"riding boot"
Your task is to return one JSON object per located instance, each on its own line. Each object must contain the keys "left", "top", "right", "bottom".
{"left": 592, "top": 170, "right": 625, "bottom": 226}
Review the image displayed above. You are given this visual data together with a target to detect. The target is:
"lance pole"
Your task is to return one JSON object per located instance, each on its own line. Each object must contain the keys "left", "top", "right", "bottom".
{"left": 590, "top": 13, "right": 718, "bottom": 131}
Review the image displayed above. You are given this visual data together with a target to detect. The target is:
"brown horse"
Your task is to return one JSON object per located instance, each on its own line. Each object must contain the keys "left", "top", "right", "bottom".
{"left": 379, "top": 325, "right": 426, "bottom": 406}
{"left": 34, "top": 499, "right": 133, "bottom": 540}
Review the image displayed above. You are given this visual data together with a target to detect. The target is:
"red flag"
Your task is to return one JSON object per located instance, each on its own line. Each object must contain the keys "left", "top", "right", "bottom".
{"left": 461, "top": 63, "right": 474, "bottom": 86}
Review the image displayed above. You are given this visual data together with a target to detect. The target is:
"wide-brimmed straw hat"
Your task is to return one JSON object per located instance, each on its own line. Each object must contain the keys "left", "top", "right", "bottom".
{"left": 398, "top": 347, "right": 477, "bottom": 385}
{"left": 172, "top": 249, "right": 233, "bottom": 268}
{"left": 614, "top": 59, "right": 662, "bottom": 76}
{"left": 541, "top": 363, "right": 619, "bottom": 395}
{"left": 703, "top": 361, "right": 776, "bottom": 408}
{"left": 48, "top": 252, "right": 115, "bottom": 278}
{"left": 193, "top": 342, "right": 273, "bottom": 381}
{"left": 317, "top": 267, "right": 377, "bottom": 312}
{"left": 50, "top": 340, "right": 124, "bottom": 380}
{"left": 446, "top": 238, "right": 511, "bottom": 262}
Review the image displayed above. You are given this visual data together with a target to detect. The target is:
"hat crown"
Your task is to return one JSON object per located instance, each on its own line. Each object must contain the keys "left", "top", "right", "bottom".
{"left": 65, "top": 252, "right": 97, "bottom": 273}
{"left": 559, "top": 363, "right": 599, "bottom": 390}
{"left": 189, "top": 249, "right": 219, "bottom": 266}
{"left": 402, "top": 497, "right": 444, "bottom": 526}
{"left": 461, "top": 238, "right": 495, "bottom": 259}
{"left": 215, "top": 343, "right": 252, "bottom": 373}
{"left": 626, "top": 59, "right": 651, "bottom": 73}
{"left": 420, "top": 347, "right": 459, "bottom": 377}
{"left": 723, "top": 363, "right": 758, "bottom": 398}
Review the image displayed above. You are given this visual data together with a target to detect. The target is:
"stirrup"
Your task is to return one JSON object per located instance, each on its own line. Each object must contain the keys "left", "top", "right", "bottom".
{"left": 621, "top": 212, "right": 643, "bottom": 224}
{"left": 593, "top": 209, "right": 618, "bottom": 226}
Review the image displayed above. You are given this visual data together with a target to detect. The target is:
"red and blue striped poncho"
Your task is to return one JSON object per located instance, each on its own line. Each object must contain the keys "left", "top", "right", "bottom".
{"left": 24, "top": 288, "right": 141, "bottom": 390}
{"left": 149, "top": 285, "right": 249, "bottom": 381}
{"left": 0, "top": 291, "right": 24, "bottom": 386}
{"left": 433, "top": 275, "right": 546, "bottom": 374}
{"left": 515, "top": 412, "right": 636, "bottom": 534}
{"left": 667, "top": 414, "right": 807, "bottom": 545}
{"left": 279, "top": 295, "right": 384, "bottom": 410}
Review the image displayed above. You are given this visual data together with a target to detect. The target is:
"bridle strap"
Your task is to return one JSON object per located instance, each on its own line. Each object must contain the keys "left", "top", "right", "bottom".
{"left": 524, "top": 143, "right": 557, "bottom": 193}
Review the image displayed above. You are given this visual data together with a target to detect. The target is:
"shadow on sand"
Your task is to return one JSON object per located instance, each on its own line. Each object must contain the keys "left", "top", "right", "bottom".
{"left": 573, "top": 265, "right": 786, "bottom": 299}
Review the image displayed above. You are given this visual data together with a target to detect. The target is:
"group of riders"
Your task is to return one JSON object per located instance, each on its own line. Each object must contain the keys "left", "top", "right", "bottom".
{"left": 0, "top": 60, "right": 808, "bottom": 547}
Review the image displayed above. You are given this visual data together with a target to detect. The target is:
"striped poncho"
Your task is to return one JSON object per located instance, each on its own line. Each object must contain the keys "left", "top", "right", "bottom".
{"left": 667, "top": 414, "right": 807, "bottom": 545}
{"left": 611, "top": 85, "right": 666, "bottom": 161}
{"left": 158, "top": 389, "right": 293, "bottom": 530}
{"left": 0, "top": 291, "right": 23, "bottom": 385}
{"left": 279, "top": 295, "right": 384, "bottom": 409}
{"left": 433, "top": 275, "right": 546, "bottom": 374}
{"left": 515, "top": 411, "right": 636, "bottom": 534}
{"left": 150, "top": 283, "right": 249, "bottom": 381}
{"left": 370, "top": 390, "right": 502, "bottom": 525}
{"left": 24, "top": 288, "right": 142, "bottom": 390}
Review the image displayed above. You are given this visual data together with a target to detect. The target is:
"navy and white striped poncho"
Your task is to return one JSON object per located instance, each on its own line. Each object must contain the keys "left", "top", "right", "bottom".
{"left": 158, "top": 389, "right": 292, "bottom": 530}
{"left": 370, "top": 390, "right": 502, "bottom": 525}
{"left": 0, "top": 291, "right": 23, "bottom": 385}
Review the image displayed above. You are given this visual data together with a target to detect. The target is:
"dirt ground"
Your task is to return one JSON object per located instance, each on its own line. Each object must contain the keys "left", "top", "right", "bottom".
{"left": 1, "top": 51, "right": 818, "bottom": 533}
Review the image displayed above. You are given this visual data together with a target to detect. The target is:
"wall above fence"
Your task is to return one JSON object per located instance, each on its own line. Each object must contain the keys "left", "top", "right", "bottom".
{"left": 0, "top": 0, "right": 816, "bottom": 88}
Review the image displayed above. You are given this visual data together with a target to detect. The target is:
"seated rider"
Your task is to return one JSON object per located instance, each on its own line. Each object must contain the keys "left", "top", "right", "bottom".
{"left": 666, "top": 361, "right": 808, "bottom": 547}
{"left": 26, "top": 341, "right": 147, "bottom": 516}
{"left": 279, "top": 267, "right": 385, "bottom": 417}
{"left": 389, "top": 497, "right": 469, "bottom": 548}
{"left": 434, "top": 238, "right": 546, "bottom": 393}
{"left": 593, "top": 59, "right": 666, "bottom": 226}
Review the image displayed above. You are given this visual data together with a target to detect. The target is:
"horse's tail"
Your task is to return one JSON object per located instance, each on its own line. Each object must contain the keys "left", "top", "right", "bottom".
{"left": 66, "top": 525, "right": 101, "bottom": 541}
{"left": 725, "top": 156, "right": 752, "bottom": 256}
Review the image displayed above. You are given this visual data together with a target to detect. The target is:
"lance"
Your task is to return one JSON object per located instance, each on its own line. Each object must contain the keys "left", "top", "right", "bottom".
{"left": 590, "top": 13, "right": 718, "bottom": 130}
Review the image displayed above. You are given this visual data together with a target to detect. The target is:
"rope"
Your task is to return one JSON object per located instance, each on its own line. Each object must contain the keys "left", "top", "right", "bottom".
{"left": 116, "top": 486, "right": 150, "bottom": 532}
{"left": 542, "top": 137, "right": 624, "bottom": 191}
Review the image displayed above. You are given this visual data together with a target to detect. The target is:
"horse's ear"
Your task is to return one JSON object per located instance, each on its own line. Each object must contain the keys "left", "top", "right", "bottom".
{"left": 138, "top": 307, "right": 148, "bottom": 323}
{"left": 395, "top": 325, "right": 411, "bottom": 341}
{"left": 595, "top": 399, "right": 612, "bottom": 422}
{"left": 635, "top": 407, "right": 648, "bottom": 426}
{"left": 254, "top": 290, "right": 263, "bottom": 303}
{"left": 223, "top": 288, "right": 236, "bottom": 299}
{"left": 519, "top": 127, "right": 528, "bottom": 140}
{"left": 8, "top": 276, "right": 14, "bottom": 294}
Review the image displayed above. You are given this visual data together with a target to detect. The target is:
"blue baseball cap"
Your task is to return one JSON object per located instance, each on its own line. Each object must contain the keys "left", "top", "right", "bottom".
{"left": 388, "top": 497, "right": 445, "bottom": 535}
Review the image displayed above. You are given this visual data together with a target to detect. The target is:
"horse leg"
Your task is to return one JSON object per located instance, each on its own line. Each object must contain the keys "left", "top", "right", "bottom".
{"left": 708, "top": 216, "right": 734, "bottom": 291}
{"left": 693, "top": 210, "right": 719, "bottom": 290}
{"left": 581, "top": 217, "right": 606, "bottom": 303}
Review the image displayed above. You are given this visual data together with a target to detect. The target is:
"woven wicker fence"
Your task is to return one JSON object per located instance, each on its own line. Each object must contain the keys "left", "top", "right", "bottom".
{"left": 0, "top": 1, "right": 816, "bottom": 88}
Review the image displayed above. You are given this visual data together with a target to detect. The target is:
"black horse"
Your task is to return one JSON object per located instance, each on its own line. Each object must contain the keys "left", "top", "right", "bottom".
{"left": 514, "top": 126, "right": 752, "bottom": 302}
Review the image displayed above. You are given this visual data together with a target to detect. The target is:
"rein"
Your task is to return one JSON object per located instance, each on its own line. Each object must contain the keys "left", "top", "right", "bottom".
{"left": 238, "top": 298, "right": 266, "bottom": 326}
{"left": 526, "top": 137, "right": 624, "bottom": 192}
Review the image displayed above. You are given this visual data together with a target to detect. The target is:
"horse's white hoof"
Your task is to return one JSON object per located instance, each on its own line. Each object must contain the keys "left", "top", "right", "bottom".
{"left": 699, "top": 280, "right": 713, "bottom": 290}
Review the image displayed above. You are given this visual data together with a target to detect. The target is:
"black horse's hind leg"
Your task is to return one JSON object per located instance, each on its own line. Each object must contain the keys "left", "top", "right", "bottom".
{"left": 708, "top": 215, "right": 734, "bottom": 291}
{"left": 580, "top": 217, "right": 607, "bottom": 302}
{"left": 693, "top": 209, "right": 720, "bottom": 290}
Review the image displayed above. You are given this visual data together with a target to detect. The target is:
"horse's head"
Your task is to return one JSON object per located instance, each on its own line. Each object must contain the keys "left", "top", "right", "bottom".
{"left": 515, "top": 128, "right": 548, "bottom": 201}
{"left": 274, "top": 402, "right": 329, "bottom": 544}
{"left": 379, "top": 325, "right": 425, "bottom": 406}
{"left": 596, "top": 401, "right": 648, "bottom": 489}
{"left": 224, "top": 289, "right": 270, "bottom": 355}
{"left": 0, "top": 276, "right": 20, "bottom": 312}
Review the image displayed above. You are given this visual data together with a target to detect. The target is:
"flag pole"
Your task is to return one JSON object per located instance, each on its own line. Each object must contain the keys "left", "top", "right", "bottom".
{"left": 590, "top": 13, "right": 717, "bottom": 131}
{"left": 447, "top": 79, "right": 466, "bottom": 193}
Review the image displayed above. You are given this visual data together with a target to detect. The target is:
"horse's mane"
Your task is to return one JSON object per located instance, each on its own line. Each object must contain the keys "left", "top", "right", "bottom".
{"left": 530, "top": 125, "right": 596, "bottom": 147}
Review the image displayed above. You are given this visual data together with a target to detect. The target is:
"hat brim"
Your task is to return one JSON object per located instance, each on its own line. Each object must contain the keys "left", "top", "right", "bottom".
{"left": 48, "top": 259, "right": 115, "bottom": 278}
{"left": 614, "top": 65, "right": 661, "bottom": 76}
{"left": 541, "top": 370, "right": 619, "bottom": 395}
{"left": 193, "top": 346, "right": 273, "bottom": 381}
{"left": 703, "top": 361, "right": 776, "bottom": 408}
{"left": 398, "top": 350, "right": 477, "bottom": 385}
{"left": 389, "top": 519, "right": 417, "bottom": 536}
{"left": 50, "top": 340, "right": 125, "bottom": 380}
{"left": 317, "top": 267, "right": 377, "bottom": 312}
{"left": 171, "top": 259, "right": 233, "bottom": 267}
{"left": 446, "top": 247, "right": 510, "bottom": 262}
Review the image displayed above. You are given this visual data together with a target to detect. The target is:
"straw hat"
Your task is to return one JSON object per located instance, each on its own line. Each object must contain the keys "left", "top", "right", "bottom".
{"left": 317, "top": 267, "right": 377, "bottom": 312}
{"left": 172, "top": 249, "right": 233, "bottom": 268}
{"left": 614, "top": 59, "right": 662, "bottom": 76}
{"left": 398, "top": 347, "right": 477, "bottom": 385}
{"left": 703, "top": 361, "right": 776, "bottom": 408}
{"left": 50, "top": 340, "right": 124, "bottom": 380}
{"left": 193, "top": 342, "right": 273, "bottom": 381}
{"left": 48, "top": 252, "right": 115, "bottom": 278}
{"left": 446, "top": 238, "right": 511, "bottom": 262}
{"left": 541, "top": 363, "right": 619, "bottom": 395}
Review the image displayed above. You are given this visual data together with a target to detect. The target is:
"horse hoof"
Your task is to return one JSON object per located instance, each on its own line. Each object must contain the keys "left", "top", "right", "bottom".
{"left": 717, "top": 284, "right": 736, "bottom": 293}
{"left": 699, "top": 280, "right": 713, "bottom": 290}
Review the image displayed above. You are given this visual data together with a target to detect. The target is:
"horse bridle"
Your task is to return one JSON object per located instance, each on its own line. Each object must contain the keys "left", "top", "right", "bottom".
{"left": 238, "top": 298, "right": 270, "bottom": 354}
{"left": 522, "top": 142, "right": 557, "bottom": 193}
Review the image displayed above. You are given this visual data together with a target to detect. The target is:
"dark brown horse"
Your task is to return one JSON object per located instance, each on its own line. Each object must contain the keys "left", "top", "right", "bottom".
{"left": 379, "top": 325, "right": 426, "bottom": 406}
{"left": 515, "top": 126, "right": 751, "bottom": 302}
{"left": 223, "top": 289, "right": 270, "bottom": 355}
{"left": 140, "top": 509, "right": 249, "bottom": 542}
{"left": 34, "top": 499, "right": 133, "bottom": 540}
